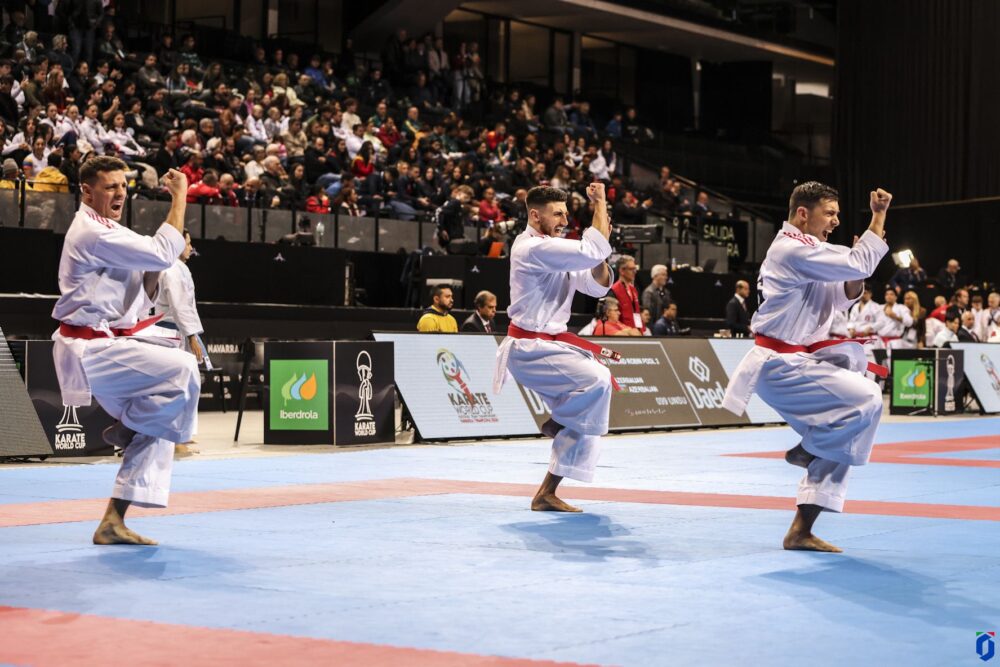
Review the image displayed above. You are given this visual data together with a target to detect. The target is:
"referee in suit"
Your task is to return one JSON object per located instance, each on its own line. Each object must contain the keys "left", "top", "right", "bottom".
{"left": 725, "top": 280, "right": 752, "bottom": 336}
{"left": 462, "top": 290, "right": 500, "bottom": 333}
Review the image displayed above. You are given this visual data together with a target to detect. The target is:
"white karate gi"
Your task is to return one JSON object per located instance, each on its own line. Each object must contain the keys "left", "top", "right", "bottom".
{"left": 722, "top": 222, "right": 888, "bottom": 512}
{"left": 828, "top": 310, "right": 849, "bottom": 338}
{"left": 51, "top": 204, "right": 200, "bottom": 508}
{"left": 875, "top": 303, "right": 914, "bottom": 350}
{"left": 847, "top": 299, "right": 881, "bottom": 337}
{"left": 494, "top": 226, "right": 614, "bottom": 482}
{"left": 976, "top": 308, "right": 1000, "bottom": 343}
{"left": 154, "top": 260, "right": 206, "bottom": 359}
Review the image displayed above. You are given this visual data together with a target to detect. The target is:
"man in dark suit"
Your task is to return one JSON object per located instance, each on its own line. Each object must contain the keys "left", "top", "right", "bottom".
{"left": 936, "top": 258, "right": 965, "bottom": 291}
{"left": 957, "top": 311, "right": 979, "bottom": 342}
{"left": 461, "top": 290, "right": 499, "bottom": 333}
{"left": 725, "top": 280, "right": 752, "bottom": 336}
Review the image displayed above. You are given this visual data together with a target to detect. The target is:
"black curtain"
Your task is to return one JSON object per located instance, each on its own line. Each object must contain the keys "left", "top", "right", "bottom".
{"left": 699, "top": 61, "right": 772, "bottom": 139}
{"left": 835, "top": 0, "right": 1000, "bottom": 240}
{"left": 636, "top": 51, "right": 694, "bottom": 131}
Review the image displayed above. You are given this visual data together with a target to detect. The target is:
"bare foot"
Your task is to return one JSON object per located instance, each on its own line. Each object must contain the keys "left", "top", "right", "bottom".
{"left": 785, "top": 443, "right": 815, "bottom": 469}
{"left": 783, "top": 531, "right": 842, "bottom": 553}
{"left": 102, "top": 421, "right": 136, "bottom": 449}
{"left": 174, "top": 443, "right": 198, "bottom": 458}
{"left": 531, "top": 493, "right": 582, "bottom": 512}
{"left": 93, "top": 520, "right": 158, "bottom": 546}
{"left": 540, "top": 418, "right": 564, "bottom": 439}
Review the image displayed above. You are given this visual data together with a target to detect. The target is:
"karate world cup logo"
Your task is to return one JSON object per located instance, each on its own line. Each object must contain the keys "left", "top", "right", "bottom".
{"left": 436, "top": 348, "right": 497, "bottom": 423}
{"left": 54, "top": 405, "right": 86, "bottom": 450}
{"left": 354, "top": 350, "right": 376, "bottom": 437}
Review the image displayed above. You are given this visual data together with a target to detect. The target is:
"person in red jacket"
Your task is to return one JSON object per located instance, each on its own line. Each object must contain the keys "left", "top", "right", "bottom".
{"left": 305, "top": 184, "right": 331, "bottom": 213}
{"left": 610, "top": 254, "right": 645, "bottom": 333}
{"left": 179, "top": 151, "right": 204, "bottom": 185}
{"left": 185, "top": 169, "right": 220, "bottom": 203}
{"left": 351, "top": 141, "right": 376, "bottom": 179}
{"left": 478, "top": 186, "right": 503, "bottom": 224}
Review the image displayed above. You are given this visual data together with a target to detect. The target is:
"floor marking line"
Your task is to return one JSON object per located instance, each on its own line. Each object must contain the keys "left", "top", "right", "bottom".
{"left": 727, "top": 435, "right": 1000, "bottom": 468}
{"left": 0, "top": 605, "right": 601, "bottom": 667}
{"left": 3, "top": 477, "right": 1000, "bottom": 527}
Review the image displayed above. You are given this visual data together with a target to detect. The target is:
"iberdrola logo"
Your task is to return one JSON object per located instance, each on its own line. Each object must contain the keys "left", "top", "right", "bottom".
{"left": 902, "top": 367, "right": 928, "bottom": 389}
{"left": 281, "top": 372, "right": 318, "bottom": 405}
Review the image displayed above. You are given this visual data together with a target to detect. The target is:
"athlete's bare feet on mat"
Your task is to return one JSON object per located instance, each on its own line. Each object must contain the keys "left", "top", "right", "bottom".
{"left": 785, "top": 443, "right": 815, "bottom": 469}
{"left": 92, "top": 499, "right": 157, "bottom": 546}
{"left": 782, "top": 504, "right": 842, "bottom": 552}
{"left": 783, "top": 531, "right": 842, "bottom": 553}
{"left": 531, "top": 493, "right": 582, "bottom": 512}
{"left": 102, "top": 421, "right": 136, "bottom": 449}
{"left": 531, "top": 472, "right": 581, "bottom": 512}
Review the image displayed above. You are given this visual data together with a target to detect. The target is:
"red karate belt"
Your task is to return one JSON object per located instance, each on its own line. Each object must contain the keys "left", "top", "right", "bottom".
{"left": 58, "top": 314, "right": 164, "bottom": 339}
{"left": 507, "top": 323, "right": 623, "bottom": 390}
{"left": 754, "top": 334, "right": 888, "bottom": 379}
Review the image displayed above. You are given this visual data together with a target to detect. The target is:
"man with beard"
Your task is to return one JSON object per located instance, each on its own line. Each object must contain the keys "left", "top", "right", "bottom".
{"left": 51, "top": 157, "right": 199, "bottom": 545}
{"left": 722, "top": 181, "right": 893, "bottom": 553}
{"left": 417, "top": 284, "right": 459, "bottom": 333}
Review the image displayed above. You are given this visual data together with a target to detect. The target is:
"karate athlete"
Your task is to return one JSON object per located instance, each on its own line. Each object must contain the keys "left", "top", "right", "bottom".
{"left": 875, "top": 288, "right": 913, "bottom": 353}
{"left": 51, "top": 156, "right": 199, "bottom": 545}
{"left": 494, "top": 184, "right": 615, "bottom": 512}
{"left": 722, "top": 182, "right": 892, "bottom": 552}
{"left": 846, "top": 285, "right": 881, "bottom": 338}
{"left": 154, "top": 229, "right": 209, "bottom": 457}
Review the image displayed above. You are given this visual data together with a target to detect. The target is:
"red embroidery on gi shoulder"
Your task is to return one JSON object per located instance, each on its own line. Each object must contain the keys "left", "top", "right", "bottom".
{"left": 781, "top": 230, "right": 817, "bottom": 247}
{"left": 86, "top": 210, "right": 115, "bottom": 229}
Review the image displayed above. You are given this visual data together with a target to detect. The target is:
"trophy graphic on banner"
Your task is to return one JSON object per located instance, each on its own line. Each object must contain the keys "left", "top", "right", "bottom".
{"left": 55, "top": 405, "right": 87, "bottom": 450}
{"left": 944, "top": 354, "right": 956, "bottom": 412}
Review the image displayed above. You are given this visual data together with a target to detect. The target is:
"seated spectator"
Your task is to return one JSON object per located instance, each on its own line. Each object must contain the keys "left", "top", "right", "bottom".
{"left": 612, "top": 191, "right": 649, "bottom": 225}
{"left": 542, "top": 97, "right": 571, "bottom": 133}
{"left": 932, "top": 313, "right": 960, "bottom": 347}
{"left": 478, "top": 186, "right": 502, "bottom": 224}
{"left": 461, "top": 290, "right": 499, "bottom": 333}
{"left": 936, "top": 258, "right": 965, "bottom": 291}
{"left": 889, "top": 256, "right": 928, "bottom": 294}
{"left": 216, "top": 173, "right": 239, "bottom": 206}
{"left": 957, "top": 311, "right": 979, "bottom": 342}
{"left": 653, "top": 302, "right": 683, "bottom": 336}
{"left": 569, "top": 101, "right": 598, "bottom": 138}
{"left": 417, "top": 284, "right": 458, "bottom": 332}
{"left": 605, "top": 111, "right": 623, "bottom": 139}
{"left": 0, "top": 157, "right": 19, "bottom": 187}
{"left": 584, "top": 297, "right": 641, "bottom": 336}
{"left": 929, "top": 294, "right": 948, "bottom": 322}
{"left": 946, "top": 288, "right": 970, "bottom": 321}
{"left": 28, "top": 152, "right": 69, "bottom": 192}
{"left": 902, "top": 290, "right": 926, "bottom": 348}
{"left": 305, "top": 184, "right": 331, "bottom": 213}
{"left": 725, "top": 280, "right": 752, "bottom": 336}
{"left": 977, "top": 292, "right": 1000, "bottom": 343}
{"left": 187, "top": 169, "right": 222, "bottom": 203}
{"left": 21, "top": 135, "right": 50, "bottom": 179}
{"left": 180, "top": 150, "right": 205, "bottom": 185}
{"left": 338, "top": 187, "right": 364, "bottom": 217}
{"left": 641, "top": 264, "right": 672, "bottom": 317}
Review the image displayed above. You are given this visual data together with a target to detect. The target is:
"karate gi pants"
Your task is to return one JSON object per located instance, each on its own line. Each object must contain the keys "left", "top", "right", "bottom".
{"left": 81, "top": 338, "right": 200, "bottom": 508}
{"left": 754, "top": 354, "right": 882, "bottom": 512}
{"left": 505, "top": 339, "right": 613, "bottom": 482}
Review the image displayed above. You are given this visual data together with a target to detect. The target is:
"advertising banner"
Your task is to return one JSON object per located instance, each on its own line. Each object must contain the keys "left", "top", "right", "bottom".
{"left": 951, "top": 343, "right": 1000, "bottom": 413}
{"left": 265, "top": 342, "right": 334, "bottom": 444}
{"left": 333, "top": 341, "right": 395, "bottom": 445}
{"left": 377, "top": 333, "right": 783, "bottom": 440}
{"left": 24, "top": 340, "right": 115, "bottom": 456}
{"left": 373, "top": 332, "right": 540, "bottom": 439}
{"left": 892, "top": 358, "right": 934, "bottom": 410}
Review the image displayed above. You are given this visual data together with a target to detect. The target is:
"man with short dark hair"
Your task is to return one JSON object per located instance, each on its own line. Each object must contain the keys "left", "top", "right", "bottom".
{"left": 51, "top": 157, "right": 198, "bottom": 545}
{"left": 462, "top": 290, "right": 498, "bottom": 333}
{"left": 417, "top": 284, "right": 458, "bottom": 332}
{"left": 726, "top": 280, "right": 752, "bottom": 336}
{"left": 723, "top": 181, "right": 893, "bottom": 553}
{"left": 652, "top": 302, "right": 681, "bottom": 336}
{"left": 495, "top": 183, "right": 615, "bottom": 512}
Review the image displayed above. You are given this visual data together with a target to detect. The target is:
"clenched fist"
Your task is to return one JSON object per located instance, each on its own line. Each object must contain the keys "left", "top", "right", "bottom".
{"left": 587, "top": 182, "right": 606, "bottom": 203}
{"left": 870, "top": 188, "right": 892, "bottom": 214}
{"left": 163, "top": 169, "right": 188, "bottom": 199}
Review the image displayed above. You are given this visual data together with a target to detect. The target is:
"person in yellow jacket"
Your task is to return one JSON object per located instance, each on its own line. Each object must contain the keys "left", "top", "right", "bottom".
{"left": 417, "top": 284, "right": 459, "bottom": 332}
{"left": 29, "top": 154, "right": 70, "bottom": 193}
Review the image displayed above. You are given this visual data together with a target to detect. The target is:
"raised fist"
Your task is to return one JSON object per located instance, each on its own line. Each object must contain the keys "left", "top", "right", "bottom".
{"left": 870, "top": 188, "right": 892, "bottom": 214}
{"left": 587, "top": 182, "right": 606, "bottom": 203}
{"left": 163, "top": 169, "right": 188, "bottom": 199}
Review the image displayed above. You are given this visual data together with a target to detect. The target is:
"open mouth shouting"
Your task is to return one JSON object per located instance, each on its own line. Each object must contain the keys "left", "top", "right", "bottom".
{"left": 109, "top": 199, "right": 125, "bottom": 219}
